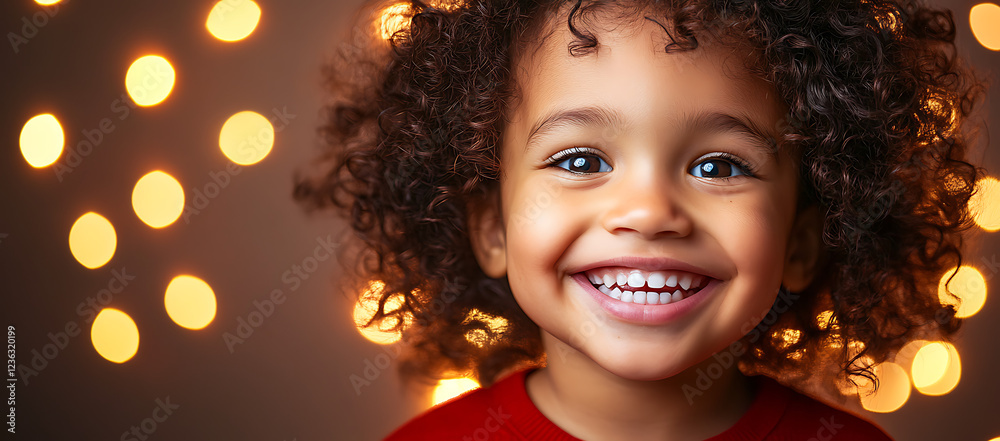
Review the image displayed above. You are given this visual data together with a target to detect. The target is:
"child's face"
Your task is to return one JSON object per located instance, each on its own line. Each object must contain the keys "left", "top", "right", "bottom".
{"left": 473, "top": 12, "right": 814, "bottom": 380}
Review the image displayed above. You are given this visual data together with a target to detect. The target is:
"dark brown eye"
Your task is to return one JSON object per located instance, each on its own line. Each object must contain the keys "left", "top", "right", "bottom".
{"left": 690, "top": 159, "right": 744, "bottom": 178}
{"left": 555, "top": 154, "right": 611, "bottom": 174}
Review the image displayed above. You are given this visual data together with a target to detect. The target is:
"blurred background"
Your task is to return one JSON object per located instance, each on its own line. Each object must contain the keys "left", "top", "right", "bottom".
{"left": 0, "top": 0, "right": 998, "bottom": 440}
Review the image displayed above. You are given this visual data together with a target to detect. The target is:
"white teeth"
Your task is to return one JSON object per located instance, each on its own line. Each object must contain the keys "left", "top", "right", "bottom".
{"left": 586, "top": 268, "right": 710, "bottom": 304}
{"left": 679, "top": 274, "right": 692, "bottom": 290}
{"left": 633, "top": 291, "right": 646, "bottom": 304}
{"left": 627, "top": 272, "right": 644, "bottom": 288}
{"left": 647, "top": 272, "right": 666, "bottom": 289}
{"left": 621, "top": 290, "right": 634, "bottom": 302}
{"left": 645, "top": 292, "right": 657, "bottom": 305}
{"left": 659, "top": 292, "right": 670, "bottom": 304}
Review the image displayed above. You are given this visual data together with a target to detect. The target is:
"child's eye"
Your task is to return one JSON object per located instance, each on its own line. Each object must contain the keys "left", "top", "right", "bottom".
{"left": 689, "top": 155, "right": 754, "bottom": 179}
{"left": 548, "top": 148, "right": 612, "bottom": 174}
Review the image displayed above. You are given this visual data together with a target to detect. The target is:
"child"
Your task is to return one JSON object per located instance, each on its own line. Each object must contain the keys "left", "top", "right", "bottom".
{"left": 296, "top": 0, "right": 984, "bottom": 439}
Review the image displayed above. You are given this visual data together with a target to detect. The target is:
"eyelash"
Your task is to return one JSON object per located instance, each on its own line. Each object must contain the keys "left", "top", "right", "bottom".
{"left": 694, "top": 152, "right": 758, "bottom": 179}
{"left": 544, "top": 148, "right": 757, "bottom": 178}
{"left": 544, "top": 147, "right": 611, "bottom": 173}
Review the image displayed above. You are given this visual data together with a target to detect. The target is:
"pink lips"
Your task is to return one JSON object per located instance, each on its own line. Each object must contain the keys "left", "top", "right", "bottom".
{"left": 569, "top": 256, "right": 720, "bottom": 325}
{"left": 573, "top": 273, "right": 717, "bottom": 324}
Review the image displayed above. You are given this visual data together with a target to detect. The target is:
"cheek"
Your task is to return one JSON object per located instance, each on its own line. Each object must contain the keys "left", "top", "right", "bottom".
{"left": 706, "top": 192, "right": 793, "bottom": 307}
{"left": 502, "top": 177, "right": 575, "bottom": 290}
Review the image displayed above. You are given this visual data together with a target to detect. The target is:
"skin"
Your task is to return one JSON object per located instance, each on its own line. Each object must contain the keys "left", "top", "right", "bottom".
{"left": 470, "top": 7, "right": 821, "bottom": 441}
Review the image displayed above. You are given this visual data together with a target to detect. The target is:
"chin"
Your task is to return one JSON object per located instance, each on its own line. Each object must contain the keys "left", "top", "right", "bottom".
{"left": 588, "top": 347, "right": 697, "bottom": 382}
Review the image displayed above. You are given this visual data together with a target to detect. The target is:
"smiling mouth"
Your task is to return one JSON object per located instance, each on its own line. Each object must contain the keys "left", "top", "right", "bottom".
{"left": 583, "top": 267, "right": 712, "bottom": 305}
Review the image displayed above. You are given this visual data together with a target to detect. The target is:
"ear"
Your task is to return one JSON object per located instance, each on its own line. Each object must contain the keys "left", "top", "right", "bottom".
{"left": 782, "top": 205, "right": 824, "bottom": 292}
{"left": 467, "top": 190, "right": 507, "bottom": 278}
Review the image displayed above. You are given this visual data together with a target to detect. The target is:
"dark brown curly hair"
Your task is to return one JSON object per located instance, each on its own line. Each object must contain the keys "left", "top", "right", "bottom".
{"left": 294, "top": 0, "right": 986, "bottom": 398}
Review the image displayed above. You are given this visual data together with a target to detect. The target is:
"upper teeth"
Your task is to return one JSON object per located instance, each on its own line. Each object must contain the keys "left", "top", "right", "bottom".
{"left": 585, "top": 268, "right": 705, "bottom": 292}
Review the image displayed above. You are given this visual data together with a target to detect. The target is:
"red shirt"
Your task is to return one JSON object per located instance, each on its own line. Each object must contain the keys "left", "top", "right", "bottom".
{"left": 384, "top": 369, "right": 893, "bottom": 440}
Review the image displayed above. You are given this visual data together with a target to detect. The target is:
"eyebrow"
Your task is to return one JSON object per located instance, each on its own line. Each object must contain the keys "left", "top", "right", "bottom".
{"left": 687, "top": 111, "right": 779, "bottom": 158}
{"left": 525, "top": 106, "right": 627, "bottom": 151}
{"left": 524, "top": 105, "right": 779, "bottom": 158}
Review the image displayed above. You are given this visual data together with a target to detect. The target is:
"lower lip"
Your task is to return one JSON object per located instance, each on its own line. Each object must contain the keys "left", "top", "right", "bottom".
{"left": 572, "top": 273, "right": 716, "bottom": 325}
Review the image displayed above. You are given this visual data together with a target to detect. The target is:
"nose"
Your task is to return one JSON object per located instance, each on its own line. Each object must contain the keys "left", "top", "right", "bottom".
{"left": 600, "top": 170, "right": 693, "bottom": 240}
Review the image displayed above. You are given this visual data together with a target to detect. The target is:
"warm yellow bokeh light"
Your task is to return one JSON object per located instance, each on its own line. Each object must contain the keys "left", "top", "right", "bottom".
{"left": 125, "top": 55, "right": 176, "bottom": 106}
{"left": 206, "top": 0, "right": 262, "bottom": 42}
{"left": 35, "top": 0, "right": 61, "bottom": 5}
{"left": 938, "top": 266, "right": 987, "bottom": 318}
{"left": 164, "top": 275, "right": 217, "bottom": 330}
{"left": 431, "top": 377, "right": 480, "bottom": 406}
{"left": 463, "top": 309, "right": 509, "bottom": 347}
{"left": 914, "top": 342, "right": 961, "bottom": 396}
{"left": 219, "top": 111, "right": 274, "bottom": 165}
{"left": 815, "top": 310, "right": 837, "bottom": 330}
{"left": 379, "top": 3, "right": 411, "bottom": 40}
{"left": 773, "top": 328, "right": 802, "bottom": 350}
{"left": 91, "top": 308, "right": 139, "bottom": 363}
{"left": 19, "top": 113, "right": 64, "bottom": 168}
{"left": 68, "top": 212, "right": 117, "bottom": 269}
{"left": 970, "top": 176, "right": 1000, "bottom": 231}
{"left": 911, "top": 342, "right": 949, "bottom": 387}
{"left": 131, "top": 170, "right": 185, "bottom": 228}
{"left": 353, "top": 281, "right": 412, "bottom": 345}
{"left": 971, "top": 3, "right": 1000, "bottom": 50}
{"left": 859, "top": 362, "right": 911, "bottom": 413}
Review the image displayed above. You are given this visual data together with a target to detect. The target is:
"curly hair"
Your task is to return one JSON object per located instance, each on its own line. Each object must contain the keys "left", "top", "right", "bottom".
{"left": 294, "top": 0, "right": 986, "bottom": 397}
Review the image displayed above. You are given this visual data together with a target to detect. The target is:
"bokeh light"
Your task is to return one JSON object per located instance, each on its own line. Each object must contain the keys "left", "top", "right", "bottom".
{"left": 815, "top": 310, "right": 837, "bottom": 330}
{"left": 462, "top": 308, "right": 509, "bottom": 347}
{"left": 969, "top": 176, "right": 1000, "bottom": 231}
{"left": 91, "top": 308, "right": 139, "bottom": 363}
{"left": 219, "top": 110, "right": 274, "bottom": 165}
{"left": 938, "top": 266, "right": 987, "bottom": 318}
{"left": 911, "top": 342, "right": 949, "bottom": 388}
{"left": 34, "top": 0, "right": 61, "bottom": 5}
{"left": 859, "top": 362, "right": 911, "bottom": 413}
{"left": 431, "top": 377, "right": 480, "bottom": 406}
{"left": 19, "top": 113, "right": 64, "bottom": 168}
{"left": 377, "top": 0, "right": 465, "bottom": 39}
{"left": 352, "top": 281, "right": 413, "bottom": 345}
{"left": 68, "top": 212, "right": 117, "bottom": 269}
{"left": 970, "top": 3, "right": 1000, "bottom": 50}
{"left": 125, "top": 55, "right": 176, "bottom": 106}
{"left": 379, "top": 3, "right": 411, "bottom": 40}
{"left": 131, "top": 170, "right": 185, "bottom": 228}
{"left": 913, "top": 341, "right": 961, "bottom": 396}
{"left": 164, "top": 275, "right": 218, "bottom": 330}
{"left": 773, "top": 328, "right": 802, "bottom": 350}
{"left": 206, "top": 0, "right": 262, "bottom": 42}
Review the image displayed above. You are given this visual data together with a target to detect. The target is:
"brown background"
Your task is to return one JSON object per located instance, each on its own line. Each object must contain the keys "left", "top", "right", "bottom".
{"left": 1, "top": 0, "right": 998, "bottom": 440}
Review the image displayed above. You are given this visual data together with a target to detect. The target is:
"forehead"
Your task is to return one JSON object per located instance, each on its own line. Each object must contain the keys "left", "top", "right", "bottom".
{"left": 504, "top": 8, "right": 785, "bottom": 146}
